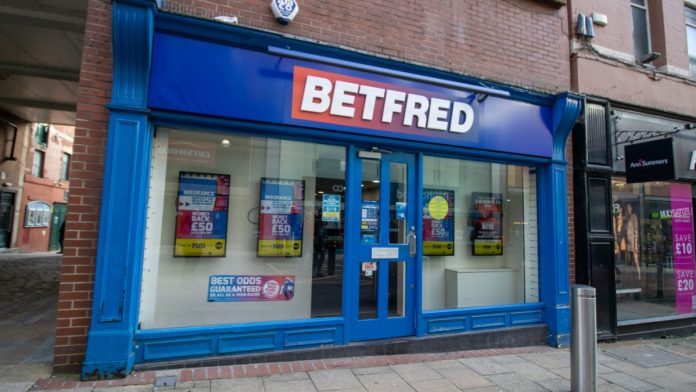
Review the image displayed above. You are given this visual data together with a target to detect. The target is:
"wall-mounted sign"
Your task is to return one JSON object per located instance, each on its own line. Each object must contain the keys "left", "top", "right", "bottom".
{"left": 624, "top": 138, "right": 676, "bottom": 183}
{"left": 422, "top": 189, "right": 454, "bottom": 256}
{"left": 470, "top": 192, "right": 503, "bottom": 256}
{"left": 150, "top": 33, "right": 555, "bottom": 158}
{"left": 174, "top": 172, "right": 230, "bottom": 257}
{"left": 257, "top": 178, "right": 305, "bottom": 257}
{"left": 208, "top": 275, "right": 295, "bottom": 302}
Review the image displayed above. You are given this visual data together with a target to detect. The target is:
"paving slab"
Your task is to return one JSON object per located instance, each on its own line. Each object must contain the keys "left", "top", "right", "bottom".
{"left": 408, "top": 379, "right": 459, "bottom": 392}
{"left": 309, "top": 369, "right": 362, "bottom": 391}
{"left": 536, "top": 377, "right": 570, "bottom": 392}
{"left": 265, "top": 378, "right": 317, "bottom": 392}
{"left": 211, "top": 377, "right": 264, "bottom": 392}
{"left": 458, "top": 357, "right": 510, "bottom": 375}
{"left": 519, "top": 351, "right": 570, "bottom": 370}
{"left": 433, "top": 366, "right": 494, "bottom": 389}
{"left": 356, "top": 372, "right": 414, "bottom": 392}
{"left": 486, "top": 373, "right": 548, "bottom": 392}
{"left": 497, "top": 360, "right": 560, "bottom": 382}
{"left": 642, "top": 376, "right": 696, "bottom": 392}
{"left": 604, "top": 345, "right": 693, "bottom": 367}
{"left": 390, "top": 363, "right": 441, "bottom": 382}
{"left": 600, "top": 372, "right": 660, "bottom": 392}
{"left": 351, "top": 366, "right": 392, "bottom": 375}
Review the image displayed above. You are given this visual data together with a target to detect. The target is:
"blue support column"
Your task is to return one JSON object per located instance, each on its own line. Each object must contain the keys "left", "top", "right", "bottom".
{"left": 539, "top": 93, "right": 582, "bottom": 347}
{"left": 82, "top": 0, "right": 156, "bottom": 379}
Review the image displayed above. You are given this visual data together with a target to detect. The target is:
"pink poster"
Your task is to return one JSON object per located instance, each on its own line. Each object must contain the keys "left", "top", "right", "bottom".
{"left": 670, "top": 183, "right": 696, "bottom": 314}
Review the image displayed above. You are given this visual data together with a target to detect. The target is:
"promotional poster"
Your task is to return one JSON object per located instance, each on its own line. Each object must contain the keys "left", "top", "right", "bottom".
{"left": 361, "top": 200, "right": 379, "bottom": 244}
{"left": 174, "top": 172, "right": 230, "bottom": 257}
{"left": 670, "top": 184, "right": 696, "bottom": 314}
{"left": 470, "top": 192, "right": 503, "bottom": 256}
{"left": 257, "top": 178, "right": 305, "bottom": 257}
{"left": 321, "top": 193, "right": 341, "bottom": 222}
{"left": 207, "top": 275, "right": 295, "bottom": 302}
{"left": 422, "top": 189, "right": 455, "bottom": 256}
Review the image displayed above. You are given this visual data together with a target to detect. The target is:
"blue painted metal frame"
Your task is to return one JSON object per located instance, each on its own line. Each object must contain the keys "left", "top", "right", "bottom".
{"left": 82, "top": 0, "right": 156, "bottom": 379}
{"left": 85, "top": 0, "right": 582, "bottom": 377}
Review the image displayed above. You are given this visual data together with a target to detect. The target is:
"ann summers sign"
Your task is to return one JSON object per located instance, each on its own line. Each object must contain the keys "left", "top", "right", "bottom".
{"left": 624, "top": 138, "right": 676, "bottom": 183}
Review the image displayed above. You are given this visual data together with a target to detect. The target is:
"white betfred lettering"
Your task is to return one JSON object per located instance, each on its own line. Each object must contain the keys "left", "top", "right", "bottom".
{"left": 382, "top": 90, "right": 406, "bottom": 123}
{"left": 330, "top": 80, "right": 359, "bottom": 117}
{"left": 449, "top": 101, "right": 474, "bottom": 133}
{"left": 690, "top": 151, "right": 696, "bottom": 171}
{"left": 301, "top": 75, "right": 332, "bottom": 113}
{"left": 427, "top": 98, "right": 450, "bottom": 131}
{"left": 403, "top": 93, "right": 429, "bottom": 128}
{"left": 298, "top": 72, "right": 476, "bottom": 134}
{"left": 358, "top": 85, "right": 385, "bottom": 120}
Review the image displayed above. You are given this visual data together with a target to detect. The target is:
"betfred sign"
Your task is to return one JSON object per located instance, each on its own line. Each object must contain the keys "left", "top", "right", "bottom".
{"left": 149, "top": 32, "right": 556, "bottom": 158}
{"left": 292, "top": 66, "right": 474, "bottom": 134}
{"left": 624, "top": 138, "right": 676, "bottom": 183}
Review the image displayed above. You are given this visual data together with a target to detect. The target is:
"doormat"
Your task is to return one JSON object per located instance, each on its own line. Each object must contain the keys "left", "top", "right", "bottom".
{"left": 604, "top": 345, "right": 693, "bottom": 368}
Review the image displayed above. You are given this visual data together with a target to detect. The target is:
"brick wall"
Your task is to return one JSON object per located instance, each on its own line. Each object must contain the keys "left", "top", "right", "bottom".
{"left": 54, "top": 0, "right": 112, "bottom": 373}
{"left": 164, "top": 0, "right": 571, "bottom": 94}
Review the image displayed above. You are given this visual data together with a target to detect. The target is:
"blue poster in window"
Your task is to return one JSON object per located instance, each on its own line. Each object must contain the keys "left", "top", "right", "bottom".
{"left": 322, "top": 194, "right": 341, "bottom": 222}
{"left": 258, "top": 178, "right": 305, "bottom": 257}
{"left": 361, "top": 200, "right": 379, "bottom": 244}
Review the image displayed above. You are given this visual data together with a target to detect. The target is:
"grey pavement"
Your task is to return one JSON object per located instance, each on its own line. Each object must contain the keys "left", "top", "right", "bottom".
{"left": 0, "top": 251, "right": 61, "bottom": 392}
{"left": 3, "top": 251, "right": 696, "bottom": 391}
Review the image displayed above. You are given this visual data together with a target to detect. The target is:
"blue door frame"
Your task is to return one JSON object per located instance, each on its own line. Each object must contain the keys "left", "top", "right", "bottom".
{"left": 81, "top": 0, "right": 581, "bottom": 379}
{"left": 347, "top": 150, "right": 417, "bottom": 341}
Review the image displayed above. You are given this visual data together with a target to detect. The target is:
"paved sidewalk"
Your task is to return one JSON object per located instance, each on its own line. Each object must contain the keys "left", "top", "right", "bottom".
{"left": 0, "top": 252, "right": 61, "bottom": 392}
{"left": 25, "top": 335, "right": 696, "bottom": 392}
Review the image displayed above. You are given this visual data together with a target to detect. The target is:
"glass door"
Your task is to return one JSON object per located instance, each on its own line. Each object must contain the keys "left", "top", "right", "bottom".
{"left": 348, "top": 149, "right": 417, "bottom": 341}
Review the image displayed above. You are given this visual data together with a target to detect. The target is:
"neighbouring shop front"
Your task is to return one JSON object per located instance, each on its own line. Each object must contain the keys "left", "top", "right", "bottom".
{"left": 81, "top": 1, "right": 581, "bottom": 378}
{"left": 574, "top": 102, "right": 696, "bottom": 339}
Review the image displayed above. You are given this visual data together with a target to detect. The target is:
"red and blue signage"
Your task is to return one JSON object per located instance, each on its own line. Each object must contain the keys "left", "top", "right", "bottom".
{"left": 208, "top": 275, "right": 295, "bottom": 302}
{"left": 149, "top": 33, "right": 553, "bottom": 158}
{"left": 175, "top": 172, "right": 230, "bottom": 257}
{"left": 257, "top": 178, "right": 305, "bottom": 257}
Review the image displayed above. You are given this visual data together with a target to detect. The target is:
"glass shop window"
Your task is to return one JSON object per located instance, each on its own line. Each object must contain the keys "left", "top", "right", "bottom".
{"left": 421, "top": 156, "right": 539, "bottom": 311}
{"left": 139, "top": 128, "right": 346, "bottom": 329}
{"left": 612, "top": 178, "right": 696, "bottom": 322}
{"left": 25, "top": 201, "right": 51, "bottom": 227}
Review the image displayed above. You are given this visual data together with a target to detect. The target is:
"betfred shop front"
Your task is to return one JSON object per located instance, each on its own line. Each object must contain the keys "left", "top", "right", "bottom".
{"left": 81, "top": 1, "right": 581, "bottom": 378}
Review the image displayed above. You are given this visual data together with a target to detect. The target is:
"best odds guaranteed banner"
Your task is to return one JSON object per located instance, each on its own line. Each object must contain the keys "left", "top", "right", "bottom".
{"left": 208, "top": 275, "right": 295, "bottom": 302}
{"left": 258, "top": 178, "right": 305, "bottom": 257}
{"left": 175, "top": 172, "right": 230, "bottom": 257}
{"left": 422, "top": 189, "right": 454, "bottom": 256}
{"left": 670, "top": 183, "right": 696, "bottom": 314}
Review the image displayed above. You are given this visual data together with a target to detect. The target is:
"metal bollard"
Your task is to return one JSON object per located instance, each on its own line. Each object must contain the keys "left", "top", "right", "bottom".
{"left": 571, "top": 285, "right": 597, "bottom": 392}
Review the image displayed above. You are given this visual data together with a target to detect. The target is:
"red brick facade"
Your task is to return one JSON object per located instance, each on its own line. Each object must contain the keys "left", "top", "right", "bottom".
{"left": 56, "top": 0, "right": 576, "bottom": 372}
{"left": 54, "top": 0, "right": 112, "bottom": 373}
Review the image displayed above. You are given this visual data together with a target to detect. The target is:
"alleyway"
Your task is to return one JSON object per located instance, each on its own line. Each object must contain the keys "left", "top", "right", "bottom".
{"left": 0, "top": 252, "right": 61, "bottom": 391}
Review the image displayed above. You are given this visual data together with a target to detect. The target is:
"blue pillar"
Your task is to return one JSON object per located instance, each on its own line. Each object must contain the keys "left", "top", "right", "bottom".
{"left": 539, "top": 93, "right": 582, "bottom": 347}
{"left": 82, "top": 0, "right": 155, "bottom": 379}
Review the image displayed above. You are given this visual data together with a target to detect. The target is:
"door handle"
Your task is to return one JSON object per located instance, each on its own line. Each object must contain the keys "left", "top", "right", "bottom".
{"left": 407, "top": 226, "right": 416, "bottom": 257}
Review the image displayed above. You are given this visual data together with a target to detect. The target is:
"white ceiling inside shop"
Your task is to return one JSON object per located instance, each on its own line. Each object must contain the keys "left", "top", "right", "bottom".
{"left": 0, "top": 0, "right": 86, "bottom": 125}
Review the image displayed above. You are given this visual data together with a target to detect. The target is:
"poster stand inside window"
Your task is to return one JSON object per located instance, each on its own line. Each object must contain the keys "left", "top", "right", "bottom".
{"left": 470, "top": 192, "right": 503, "bottom": 256}
{"left": 257, "top": 177, "right": 305, "bottom": 257}
{"left": 174, "top": 171, "right": 230, "bottom": 257}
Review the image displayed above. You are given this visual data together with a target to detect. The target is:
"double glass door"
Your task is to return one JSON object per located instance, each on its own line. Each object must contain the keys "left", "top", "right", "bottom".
{"left": 348, "top": 149, "right": 417, "bottom": 341}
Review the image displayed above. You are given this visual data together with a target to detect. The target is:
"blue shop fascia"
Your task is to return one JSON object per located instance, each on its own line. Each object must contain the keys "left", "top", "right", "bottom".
{"left": 83, "top": 0, "right": 581, "bottom": 379}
